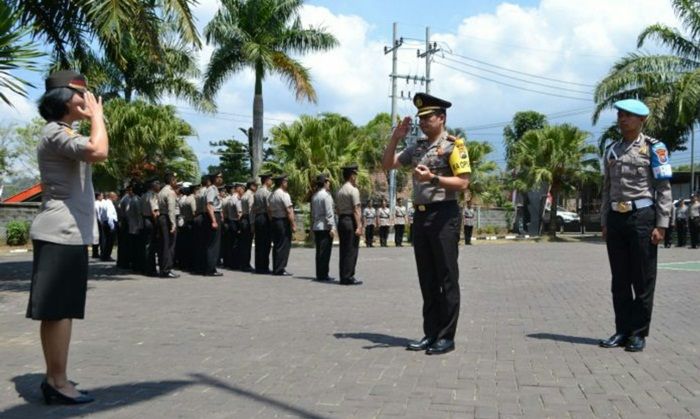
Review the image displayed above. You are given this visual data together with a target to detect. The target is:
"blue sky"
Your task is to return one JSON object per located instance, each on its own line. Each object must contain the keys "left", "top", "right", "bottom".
{"left": 2, "top": 0, "right": 696, "bottom": 177}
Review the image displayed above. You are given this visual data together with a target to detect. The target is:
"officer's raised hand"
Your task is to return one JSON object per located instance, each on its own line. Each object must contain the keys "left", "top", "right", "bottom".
{"left": 391, "top": 116, "right": 412, "bottom": 141}
{"left": 414, "top": 164, "right": 433, "bottom": 182}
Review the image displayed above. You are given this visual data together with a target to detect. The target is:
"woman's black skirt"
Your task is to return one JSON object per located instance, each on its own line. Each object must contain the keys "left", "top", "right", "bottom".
{"left": 26, "top": 240, "right": 88, "bottom": 320}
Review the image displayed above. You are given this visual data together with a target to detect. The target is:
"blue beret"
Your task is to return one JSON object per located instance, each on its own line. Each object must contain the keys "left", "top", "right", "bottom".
{"left": 613, "top": 99, "right": 649, "bottom": 117}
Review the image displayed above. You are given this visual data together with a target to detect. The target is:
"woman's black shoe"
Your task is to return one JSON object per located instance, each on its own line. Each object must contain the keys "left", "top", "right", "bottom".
{"left": 41, "top": 381, "right": 94, "bottom": 405}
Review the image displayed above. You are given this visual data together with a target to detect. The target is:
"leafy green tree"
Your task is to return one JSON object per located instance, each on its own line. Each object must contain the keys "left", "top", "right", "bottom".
{"left": 593, "top": 0, "right": 700, "bottom": 152}
{"left": 0, "top": 122, "right": 17, "bottom": 177}
{"left": 83, "top": 99, "right": 199, "bottom": 190}
{"left": 11, "top": 0, "right": 200, "bottom": 67}
{"left": 11, "top": 117, "right": 43, "bottom": 175}
{"left": 511, "top": 124, "right": 599, "bottom": 236}
{"left": 264, "top": 113, "right": 371, "bottom": 203}
{"left": 203, "top": 0, "right": 338, "bottom": 178}
{"left": 503, "top": 111, "right": 548, "bottom": 167}
{"left": 0, "top": 2, "right": 43, "bottom": 107}
{"left": 209, "top": 138, "right": 251, "bottom": 182}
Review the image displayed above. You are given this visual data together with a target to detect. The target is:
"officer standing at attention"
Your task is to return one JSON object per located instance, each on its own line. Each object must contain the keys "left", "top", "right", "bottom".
{"left": 253, "top": 173, "right": 273, "bottom": 274}
{"left": 463, "top": 201, "right": 476, "bottom": 245}
{"left": 377, "top": 199, "right": 391, "bottom": 247}
{"left": 142, "top": 179, "right": 160, "bottom": 276}
{"left": 676, "top": 199, "right": 688, "bottom": 247}
{"left": 394, "top": 197, "right": 408, "bottom": 247}
{"left": 268, "top": 174, "right": 296, "bottom": 276}
{"left": 336, "top": 164, "right": 363, "bottom": 285}
{"left": 240, "top": 179, "right": 257, "bottom": 271}
{"left": 203, "top": 172, "right": 224, "bottom": 276}
{"left": 229, "top": 183, "right": 244, "bottom": 269}
{"left": 690, "top": 194, "right": 700, "bottom": 248}
{"left": 382, "top": 93, "right": 471, "bottom": 355}
{"left": 599, "top": 99, "right": 672, "bottom": 352}
{"left": 362, "top": 200, "right": 377, "bottom": 247}
{"left": 311, "top": 174, "right": 335, "bottom": 281}
{"left": 157, "top": 172, "right": 179, "bottom": 278}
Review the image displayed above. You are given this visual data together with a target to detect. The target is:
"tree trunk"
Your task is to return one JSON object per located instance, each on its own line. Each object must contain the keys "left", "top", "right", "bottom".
{"left": 548, "top": 184, "right": 559, "bottom": 237}
{"left": 251, "top": 65, "right": 264, "bottom": 178}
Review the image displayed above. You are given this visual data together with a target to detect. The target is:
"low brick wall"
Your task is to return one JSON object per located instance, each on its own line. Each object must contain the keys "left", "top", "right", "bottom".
{"left": 0, "top": 203, "right": 41, "bottom": 240}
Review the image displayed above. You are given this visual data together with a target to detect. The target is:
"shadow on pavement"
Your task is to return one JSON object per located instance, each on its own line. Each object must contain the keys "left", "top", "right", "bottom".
{"left": 333, "top": 332, "right": 413, "bottom": 349}
{"left": 1, "top": 373, "right": 193, "bottom": 418}
{"left": 190, "top": 373, "right": 330, "bottom": 419}
{"left": 526, "top": 332, "right": 600, "bottom": 346}
{"left": 0, "top": 260, "right": 154, "bottom": 293}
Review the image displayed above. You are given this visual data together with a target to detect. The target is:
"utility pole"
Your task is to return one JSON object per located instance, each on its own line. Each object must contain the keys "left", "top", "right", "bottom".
{"left": 385, "top": 23, "right": 402, "bottom": 216}
{"left": 418, "top": 27, "right": 440, "bottom": 94}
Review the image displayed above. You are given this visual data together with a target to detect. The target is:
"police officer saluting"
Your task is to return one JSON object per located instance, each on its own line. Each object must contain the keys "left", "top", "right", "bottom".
{"left": 599, "top": 99, "right": 672, "bottom": 352}
{"left": 382, "top": 93, "right": 470, "bottom": 355}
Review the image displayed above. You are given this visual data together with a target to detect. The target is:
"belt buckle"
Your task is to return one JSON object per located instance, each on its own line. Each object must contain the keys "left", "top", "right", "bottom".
{"left": 418, "top": 205, "right": 426, "bottom": 212}
{"left": 616, "top": 202, "right": 632, "bottom": 213}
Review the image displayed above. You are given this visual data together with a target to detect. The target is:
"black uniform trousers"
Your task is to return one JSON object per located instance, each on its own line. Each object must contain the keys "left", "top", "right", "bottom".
{"left": 142, "top": 217, "right": 158, "bottom": 275}
{"left": 128, "top": 230, "right": 143, "bottom": 272}
{"left": 364, "top": 225, "right": 375, "bottom": 247}
{"left": 378, "top": 225, "right": 389, "bottom": 247}
{"left": 254, "top": 213, "right": 272, "bottom": 273}
{"left": 176, "top": 221, "right": 194, "bottom": 271}
{"left": 193, "top": 214, "right": 205, "bottom": 273}
{"left": 116, "top": 219, "right": 130, "bottom": 268}
{"left": 204, "top": 212, "right": 222, "bottom": 274}
{"left": 99, "top": 220, "right": 115, "bottom": 261}
{"left": 407, "top": 222, "right": 413, "bottom": 243}
{"left": 314, "top": 230, "right": 332, "bottom": 280}
{"left": 222, "top": 219, "right": 233, "bottom": 268}
{"left": 394, "top": 224, "right": 405, "bottom": 247}
{"left": 271, "top": 217, "right": 291, "bottom": 275}
{"left": 676, "top": 219, "right": 687, "bottom": 247}
{"left": 664, "top": 224, "right": 673, "bottom": 247}
{"left": 338, "top": 215, "right": 359, "bottom": 281}
{"left": 690, "top": 217, "right": 700, "bottom": 248}
{"left": 158, "top": 214, "right": 176, "bottom": 274}
{"left": 226, "top": 219, "right": 241, "bottom": 269}
{"left": 240, "top": 216, "right": 253, "bottom": 271}
{"left": 605, "top": 206, "right": 658, "bottom": 337}
{"left": 92, "top": 215, "right": 101, "bottom": 258}
{"left": 463, "top": 225, "right": 474, "bottom": 245}
{"left": 412, "top": 201, "right": 461, "bottom": 341}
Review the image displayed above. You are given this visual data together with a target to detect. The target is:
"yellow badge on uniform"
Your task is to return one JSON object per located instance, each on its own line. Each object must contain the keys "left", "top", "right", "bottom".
{"left": 639, "top": 143, "right": 648, "bottom": 156}
{"left": 449, "top": 138, "right": 471, "bottom": 175}
{"left": 63, "top": 127, "right": 76, "bottom": 136}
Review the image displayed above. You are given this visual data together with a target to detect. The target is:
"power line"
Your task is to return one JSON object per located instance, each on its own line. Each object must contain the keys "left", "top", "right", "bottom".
{"left": 464, "top": 108, "right": 593, "bottom": 131}
{"left": 434, "top": 59, "right": 593, "bottom": 102}
{"left": 443, "top": 53, "right": 595, "bottom": 94}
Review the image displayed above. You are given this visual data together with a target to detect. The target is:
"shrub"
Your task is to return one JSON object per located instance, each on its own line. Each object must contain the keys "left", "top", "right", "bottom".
{"left": 6, "top": 220, "right": 31, "bottom": 246}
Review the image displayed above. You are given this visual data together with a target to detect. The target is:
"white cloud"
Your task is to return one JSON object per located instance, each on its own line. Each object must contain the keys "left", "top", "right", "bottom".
{"left": 0, "top": 90, "right": 38, "bottom": 124}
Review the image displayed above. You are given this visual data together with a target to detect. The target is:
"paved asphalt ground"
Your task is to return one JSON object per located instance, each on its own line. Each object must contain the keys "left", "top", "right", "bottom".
{"left": 0, "top": 240, "right": 698, "bottom": 418}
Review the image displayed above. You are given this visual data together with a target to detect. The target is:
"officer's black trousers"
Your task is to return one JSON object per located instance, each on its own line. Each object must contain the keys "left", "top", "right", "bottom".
{"left": 314, "top": 230, "right": 332, "bottom": 280}
{"left": 254, "top": 214, "right": 272, "bottom": 273}
{"left": 142, "top": 217, "right": 158, "bottom": 275}
{"left": 394, "top": 224, "right": 405, "bottom": 247}
{"left": 128, "top": 232, "right": 142, "bottom": 271}
{"left": 240, "top": 217, "right": 253, "bottom": 270}
{"left": 204, "top": 212, "right": 222, "bottom": 274}
{"left": 463, "top": 225, "right": 474, "bottom": 245}
{"left": 664, "top": 225, "right": 673, "bottom": 247}
{"left": 605, "top": 207, "right": 657, "bottom": 337}
{"left": 412, "top": 201, "right": 461, "bottom": 341}
{"left": 379, "top": 225, "right": 389, "bottom": 247}
{"left": 116, "top": 220, "right": 130, "bottom": 268}
{"left": 271, "top": 218, "right": 291, "bottom": 275}
{"left": 676, "top": 219, "right": 687, "bottom": 247}
{"left": 193, "top": 214, "right": 205, "bottom": 273}
{"left": 229, "top": 219, "right": 241, "bottom": 269}
{"left": 407, "top": 223, "right": 413, "bottom": 243}
{"left": 338, "top": 215, "right": 359, "bottom": 281}
{"left": 99, "top": 221, "right": 115, "bottom": 261}
{"left": 222, "top": 219, "right": 233, "bottom": 268}
{"left": 690, "top": 218, "right": 700, "bottom": 248}
{"left": 158, "top": 215, "right": 176, "bottom": 274}
{"left": 364, "top": 225, "right": 374, "bottom": 247}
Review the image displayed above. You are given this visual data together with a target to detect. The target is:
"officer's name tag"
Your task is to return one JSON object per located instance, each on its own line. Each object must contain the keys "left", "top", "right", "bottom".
{"left": 650, "top": 142, "right": 672, "bottom": 180}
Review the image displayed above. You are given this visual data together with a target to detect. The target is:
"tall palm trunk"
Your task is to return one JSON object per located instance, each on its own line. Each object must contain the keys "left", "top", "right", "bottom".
{"left": 252, "top": 65, "right": 264, "bottom": 178}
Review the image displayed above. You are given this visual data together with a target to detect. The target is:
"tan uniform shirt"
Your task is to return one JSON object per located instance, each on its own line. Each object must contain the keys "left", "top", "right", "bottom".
{"left": 377, "top": 207, "right": 391, "bottom": 226}
{"left": 253, "top": 186, "right": 271, "bottom": 217}
{"left": 158, "top": 184, "right": 178, "bottom": 226}
{"left": 601, "top": 134, "right": 672, "bottom": 227}
{"left": 268, "top": 188, "right": 293, "bottom": 219}
{"left": 336, "top": 182, "right": 360, "bottom": 215}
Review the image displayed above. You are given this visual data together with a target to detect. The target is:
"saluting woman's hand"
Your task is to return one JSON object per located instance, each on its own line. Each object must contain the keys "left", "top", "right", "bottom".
{"left": 77, "top": 92, "right": 104, "bottom": 121}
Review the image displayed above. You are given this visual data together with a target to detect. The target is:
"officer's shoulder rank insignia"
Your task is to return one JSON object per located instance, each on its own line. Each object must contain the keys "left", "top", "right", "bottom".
{"left": 639, "top": 143, "right": 648, "bottom": 156}
{"left": 63, "top": 127, "right": 76, "bottom": 137}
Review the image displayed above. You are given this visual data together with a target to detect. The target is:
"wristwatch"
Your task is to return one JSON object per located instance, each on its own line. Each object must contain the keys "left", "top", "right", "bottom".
{"left": 430, "top": 175, "right": 440, "bottom": 186}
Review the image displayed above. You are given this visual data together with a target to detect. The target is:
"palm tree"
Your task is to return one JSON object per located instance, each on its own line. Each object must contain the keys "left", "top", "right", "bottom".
{"left": 202, "top": 0, "right": 338, "bottom": 177}
{"left": 10, "top": 0, "right": 200, "bottom": 67}
{"left": 264, "top": 113, "right": 370, "bottom": 203}
{"left": 511, "top": 124, "right": 599, "bottom": 236}
{"left": 593, "top": 0, "right": 700, "bottom": 153}
{"left": 0, "top": 2, "right": 43, "bottom": 107}
{"left": 86, "top": 99, "right": 199, "bottom": 190}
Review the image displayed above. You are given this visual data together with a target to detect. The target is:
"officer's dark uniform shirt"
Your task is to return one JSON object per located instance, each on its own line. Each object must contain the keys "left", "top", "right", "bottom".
{"left": 601, "top": 134, "right": 672, "bottom": 227}
{"left": 397, "top": 131, "right": 471, "bottom": 204}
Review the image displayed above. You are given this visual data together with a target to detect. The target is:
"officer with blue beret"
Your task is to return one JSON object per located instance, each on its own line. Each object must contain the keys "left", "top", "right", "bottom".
{"left": 382, "top": 93, "right": 471, "bottom": 355}
{"left": 599, "top": 98, "right": 673, "bottom": 352}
